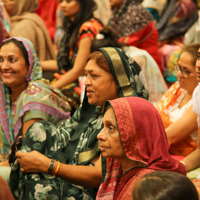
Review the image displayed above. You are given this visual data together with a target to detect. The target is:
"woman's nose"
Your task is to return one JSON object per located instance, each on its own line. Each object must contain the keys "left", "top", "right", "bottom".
{"left": 196, "top": 60, "right": 200, "bottom": 72}
{"left": 176, "top": 69, "right": 183, "bottom": 78}
{"left": 60, "top": 0, "right": 67, "bottom": 8}
{"left": 97, "top": 129, "right": 106, "bottom": 141}
{"left": 0, "top": 61, "right": 9, "bottom": 70}
{"left": 84, "top": 76, "right": 91, "bottom": 86}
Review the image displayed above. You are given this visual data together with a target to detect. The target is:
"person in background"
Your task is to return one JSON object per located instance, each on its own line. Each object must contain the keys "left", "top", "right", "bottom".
{"left": 4, "top": 0, "right": 56, "bottom": 61}
{"left": 96, "top": 97, "right": 186, "bottom": 200}
{"left": 179, "top": 46, "right": 200, "bottom": 195}
{"left": 132, "top": 170, "right": 198, "bottom": 200}
{"left": 41, "top": 0, "right": 103, "bottom": 112}
{"left": 91, "top": 28, "right": 168, "bottom": 104}
{"left": 36, "top": 0, "right": 59, "bottom": 42}
{"left": 157, "top": 0, "right": 198, "bottom": 73}
{"left": 156, "top": 43, "right": 200, "bottom": 157}
{"left": 108, "top": 0, "right": 162, "bottom": 73}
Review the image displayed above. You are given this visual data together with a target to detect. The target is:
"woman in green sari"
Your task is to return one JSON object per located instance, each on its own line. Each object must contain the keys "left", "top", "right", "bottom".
{"left": 13, "top": 47, "right": 149, "bottom": 200}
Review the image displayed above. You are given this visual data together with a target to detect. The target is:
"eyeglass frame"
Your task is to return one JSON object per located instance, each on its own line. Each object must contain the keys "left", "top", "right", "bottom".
{"left": 175, "top": 64, "right": 195, "bottom": 78}
{"left": 58, "top": 0, "right": 76, "bottom": 3}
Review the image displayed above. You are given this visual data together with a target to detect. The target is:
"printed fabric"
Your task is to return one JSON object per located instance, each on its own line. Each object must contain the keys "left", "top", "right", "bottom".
{"left": 9, "top": 47, "right": 148, "bottom": 200}
{"left": 0, "top": 37, "right": 70, "bottom": 161}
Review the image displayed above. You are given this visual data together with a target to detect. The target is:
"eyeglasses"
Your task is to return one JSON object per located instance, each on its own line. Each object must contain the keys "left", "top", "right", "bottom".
{"left": 175, "top": 64, "right": 194, "bottom": 78}
{"left": 58, "top": 0, "right": 76, "bottom": 2}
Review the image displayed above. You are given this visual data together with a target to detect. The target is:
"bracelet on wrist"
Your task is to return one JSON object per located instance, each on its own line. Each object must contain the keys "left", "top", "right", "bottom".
{"left": 48, "top": 159, "right": 56, "bottom": 175}
{"left": 53, "top": 161, "right": 60, "bottom": 176}
{"left": 180, "top": 160, "right": 189, "bottom": 171}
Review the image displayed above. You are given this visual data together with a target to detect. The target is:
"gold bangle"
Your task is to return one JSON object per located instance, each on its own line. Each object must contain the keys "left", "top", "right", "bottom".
{"left": 180, "top": 160, "right": 189, "bottom": 171}
{"left": 53, "top": 161, "right": 60, "bottom": 176}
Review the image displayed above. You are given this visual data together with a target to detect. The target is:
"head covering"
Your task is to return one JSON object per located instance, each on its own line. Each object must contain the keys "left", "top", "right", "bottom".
{"left": 97, "top": 97, "right": 186, "bottom": 199}
{"left": 10, "top": 0, "right": 55, "bottom": 60}
{"left": 156, "top": 0, "right": 198, "bottom": 41}
{"left": 62, "top": 47, "right": 148, "bottom": 166}
{"left": 11, "top": 0, "right": 39, "bottom": 16}
{"left": 8, "top": 47, "right": 149, "bottom": 200}
{"left": 123, "top": 46, "right": 168, "bottom": 103}
{"left": 108, "top": 0, "right": 153, "bottom": 38}
{"left": 0, "top": 37, "right": 70, "bottom": 158}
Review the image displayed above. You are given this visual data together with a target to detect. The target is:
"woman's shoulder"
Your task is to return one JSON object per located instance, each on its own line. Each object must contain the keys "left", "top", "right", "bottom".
{"left": 79, "top": 18, "right": 103, "bottom": 36}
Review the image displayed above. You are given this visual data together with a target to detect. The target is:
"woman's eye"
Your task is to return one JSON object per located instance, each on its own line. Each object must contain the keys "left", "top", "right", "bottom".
{"left": 0, "top": 57, "right": 3, "bottom": 62}
{"left": 9, "top": 58, "right": 16, "bottom": 63}
{"left": 91, "top": 74, "right": 98, "bottom": 78}
{"left": 109, "top": 125, "right": 115, "bottom": 131}
{"left": 197, "top": 53, "right": 200, "bottom": 60}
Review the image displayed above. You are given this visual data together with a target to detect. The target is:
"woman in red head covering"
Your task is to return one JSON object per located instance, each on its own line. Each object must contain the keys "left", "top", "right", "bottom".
{"left": 97, "top": 97, "right": 186, "bottom": 200}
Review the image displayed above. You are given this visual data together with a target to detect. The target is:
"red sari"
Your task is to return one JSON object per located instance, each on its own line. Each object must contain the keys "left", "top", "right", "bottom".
{"left": 96, "top": 97, "right": 186, "bottom": 200}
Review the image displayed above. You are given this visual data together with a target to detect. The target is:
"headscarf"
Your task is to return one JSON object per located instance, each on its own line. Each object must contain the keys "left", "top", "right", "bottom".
{"left": 0, "top": 37, "right": 70, "bottom": 157}
{"left": 156, "top": 0, "right": 198, "bottom": 41}
{"left": 10, "top": 0, "right": 55, "bottom": 60}
{"left": 61, "top": 47, "right": 149, "bottom": 166}
{"left": 8, "top": 47, "right": 149, "bottom": 200}
{"left": 11, "top": 0, "right": 39, "bottom": 16}
{"left": 108, "top": 0, "right": 153, "bottom": 38}
{"left": 96, "top": 97, "right": 186, "bottom": 200}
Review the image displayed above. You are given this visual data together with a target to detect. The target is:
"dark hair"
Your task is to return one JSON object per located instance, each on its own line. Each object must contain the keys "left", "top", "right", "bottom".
{"left": 180, "top": 43, "right": 200, "bottom": 66}
{"left": 0, "top": 38, "right": 29, "bottom": 66}
{"left": 87, "top": 51, "right": 111, "bottom": 73}
{"left": 91, "top": 27, "right": 121, "bottom": 52}
{"left": 132, "top": 170, "right": 199, "bottom": 200}
{"left": 66, "top": 0, "right": 99, "bottom": 49}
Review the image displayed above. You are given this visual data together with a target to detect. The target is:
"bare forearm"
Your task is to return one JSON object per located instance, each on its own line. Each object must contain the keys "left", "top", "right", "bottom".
{"left": 40, "top": 60, "right": 58, "bottom": 71}
{"left": 52, "top": 69, "right": 83, "bottom": 89}
{"left": 56, "top": 163, "right": 102, "bottom": 188}
{"left": 181, "top": 148, "right": 200, "bottom": 171}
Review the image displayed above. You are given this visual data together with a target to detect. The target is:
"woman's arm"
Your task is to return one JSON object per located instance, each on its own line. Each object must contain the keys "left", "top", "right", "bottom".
{"left": 0, "top": 119, "right": 42, "bottom": 166}
{"left": 40, "top": 60, "right": 58, "bottom": 71}
{"left": 23, "top": 119, "right": 43, "bottom": 135}
{"left": 52, "top": 37, "right": 92, "bottom": 89}
{"left": 181, "top": 127, "right": 200, "bottom": 171}
{"left": 166, "top": 106, "right": 197, "bottom": 145}
{"left": 16, "top": 150, "right": 102, "bottom": 188}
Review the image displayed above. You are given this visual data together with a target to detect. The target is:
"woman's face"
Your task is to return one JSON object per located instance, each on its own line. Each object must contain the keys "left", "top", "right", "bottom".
{"left": 195, "top": 48, "right": 200, "bottom": 82}
{"left": 60, "top": 0, "right": 80, "bottom": 21}
{"left": 84, "top": 59, "right": 119, "bottom": 106}
{"left": 2, "top": 0, "right": 14, "bottom": 15}
{"left": 177, "top": 51, "right": 197, "bottom": 93}
{"left": 0, "top": 42, "right": 28, "bottom": 90}
{"left": 97, "top": 108, "right": 124, "bottom": 159}
{"left": 109, "top": 0, "right": 123, "bottom": 9}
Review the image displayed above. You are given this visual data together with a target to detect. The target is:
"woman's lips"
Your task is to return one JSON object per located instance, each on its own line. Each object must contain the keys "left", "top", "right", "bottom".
{"left": 86, "top": 90, "right": 94, "bottom": 97}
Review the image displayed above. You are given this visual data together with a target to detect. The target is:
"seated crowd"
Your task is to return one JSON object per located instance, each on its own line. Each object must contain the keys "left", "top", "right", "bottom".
{"left": 0, "top": 0, "right": 200, "bottom": 199}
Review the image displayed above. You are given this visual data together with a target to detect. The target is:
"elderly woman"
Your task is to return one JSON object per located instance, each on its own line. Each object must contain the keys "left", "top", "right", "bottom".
{"left": 0, "top": 37, "right": 70, "bottom": 162}
{"left": 4, "top": 0, "right": 55, "bottom": 61}
{"left": 11, "top": 47, "right": 148, "bottom": 199}
{"left": 96, "top": 97, "right": 186, "bottom": 200}
{"left": 156, "top": 43, "right": 200, "bottom": 157}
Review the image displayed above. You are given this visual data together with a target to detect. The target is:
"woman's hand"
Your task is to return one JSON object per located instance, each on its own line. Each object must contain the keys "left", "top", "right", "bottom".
{"left": 16, "top": 150, "right": 50, "bottom": 173}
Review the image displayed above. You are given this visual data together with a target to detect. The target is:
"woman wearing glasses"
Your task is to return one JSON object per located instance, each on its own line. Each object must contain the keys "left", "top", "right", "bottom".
{"left": 156, "top": 43, "right": 200, "bottom": 157}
